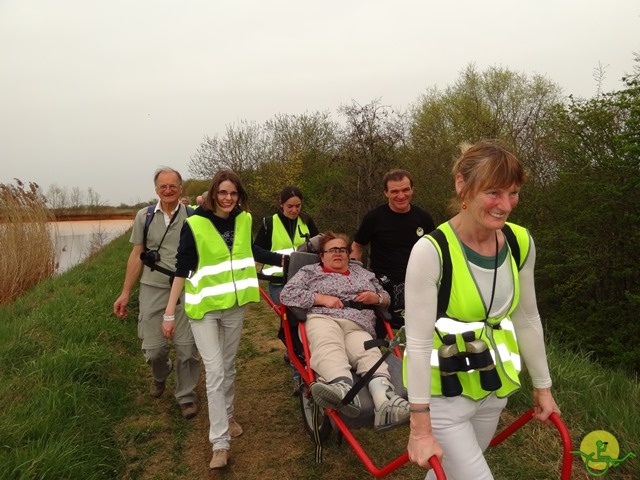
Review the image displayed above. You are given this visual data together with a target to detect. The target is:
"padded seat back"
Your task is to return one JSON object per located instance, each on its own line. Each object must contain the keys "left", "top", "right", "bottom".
{"left": 285, "top": 251, "right": 320, "bottom": 283}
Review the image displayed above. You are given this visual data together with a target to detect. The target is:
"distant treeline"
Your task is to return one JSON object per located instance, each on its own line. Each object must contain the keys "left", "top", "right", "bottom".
{"left": 5, "top": 61, "right": 639, "bottom": 372}
{"left": 184, "top": 62, "right": 640, "bottom": 372}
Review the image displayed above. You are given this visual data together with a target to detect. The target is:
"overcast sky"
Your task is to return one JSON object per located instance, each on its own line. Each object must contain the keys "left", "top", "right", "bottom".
{"left": 1, "top": 1, "right": 638, "bottom": 206}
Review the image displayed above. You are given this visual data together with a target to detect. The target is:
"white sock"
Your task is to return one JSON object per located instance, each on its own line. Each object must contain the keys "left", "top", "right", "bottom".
{"left": 369, "top": 377, "right": 392, "bottom": 410}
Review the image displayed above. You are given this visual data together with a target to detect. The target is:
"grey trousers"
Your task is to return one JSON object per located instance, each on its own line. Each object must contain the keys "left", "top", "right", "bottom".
{"left": 138, "top": 283, "right": 200, "bottom": 404}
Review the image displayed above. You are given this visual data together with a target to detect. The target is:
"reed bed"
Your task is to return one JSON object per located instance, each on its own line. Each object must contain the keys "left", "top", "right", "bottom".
{"left": 0, "top": 180, "right": 57, "bottom": 304}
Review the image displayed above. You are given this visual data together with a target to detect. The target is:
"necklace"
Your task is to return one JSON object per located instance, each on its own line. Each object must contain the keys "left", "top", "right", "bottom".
{"left": 484, "top": 231, "right": 499, "bottom": 321}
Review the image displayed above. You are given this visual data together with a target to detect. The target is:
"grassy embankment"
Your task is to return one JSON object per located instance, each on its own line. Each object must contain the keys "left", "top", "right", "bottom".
{"left": 0, "top": 233, "right": 638, "bottom": 479}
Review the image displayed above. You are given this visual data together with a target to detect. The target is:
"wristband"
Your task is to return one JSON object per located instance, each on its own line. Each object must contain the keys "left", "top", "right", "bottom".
{"left": 409, "top": 406, "right": 430, "bottom": 413}
{"left": 163, "top": 314, "right": 175, "bottom": 321}
{"left": 377, "top": 293, "right": 383, "bottom": 305}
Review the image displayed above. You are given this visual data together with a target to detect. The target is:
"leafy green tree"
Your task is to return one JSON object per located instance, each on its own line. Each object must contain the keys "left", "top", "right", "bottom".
{"left": 407, "top": 64, "right": 562, "bottom": 223}
{"left": 250, "top": 111, "right": 340, "bottom": 225}
{"left": 536, "top": 68, "right": 640, "bottom": 371}
{"left": 182, "top": 178, "right": 211, "bottom": 204}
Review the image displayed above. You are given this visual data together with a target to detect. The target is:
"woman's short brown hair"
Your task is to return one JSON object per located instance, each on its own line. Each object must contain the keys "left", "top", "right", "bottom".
{"left": 452, "top": 140, "right": 527, "bottom": 205}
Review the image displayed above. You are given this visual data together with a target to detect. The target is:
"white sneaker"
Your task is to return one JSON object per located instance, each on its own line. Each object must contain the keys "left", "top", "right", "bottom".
{"left": 374, "top": 390, "right": 410, "bottom": 431}
{"left": 310, "top": 381, "right": 361, "bottom": 418}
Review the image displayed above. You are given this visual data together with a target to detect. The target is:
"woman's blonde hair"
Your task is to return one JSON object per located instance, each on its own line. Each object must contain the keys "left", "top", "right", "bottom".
{"left": 451, "top": 140, "right": 527, "bottom": 210}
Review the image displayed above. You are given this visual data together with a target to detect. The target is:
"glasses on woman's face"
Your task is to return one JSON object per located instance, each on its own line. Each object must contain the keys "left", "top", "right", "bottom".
{"left": 324, "top": 247, "right": 349, "bottom": 254}
{"left": 217, "top": 190, "right": 239, "bottom": 199}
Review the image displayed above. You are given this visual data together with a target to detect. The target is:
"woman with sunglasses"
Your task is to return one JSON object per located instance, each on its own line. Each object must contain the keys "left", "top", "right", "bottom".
{"left": 280, "top": 231, "right": 410, "bottom": 431}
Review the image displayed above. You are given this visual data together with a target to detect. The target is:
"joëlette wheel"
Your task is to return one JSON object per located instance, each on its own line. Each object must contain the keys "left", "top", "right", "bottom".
{"left": 299, "top": 383, "right": 332, "bottom": 443}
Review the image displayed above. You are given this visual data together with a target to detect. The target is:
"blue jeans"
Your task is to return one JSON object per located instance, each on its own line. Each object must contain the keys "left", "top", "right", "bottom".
{"left": 268, "top": 282, "right": 283, "bottom": 305}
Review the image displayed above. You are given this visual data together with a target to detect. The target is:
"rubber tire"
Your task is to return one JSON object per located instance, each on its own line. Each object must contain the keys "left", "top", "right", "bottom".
{"left": 299, "top": 383, "right": 332, "bottom": 443}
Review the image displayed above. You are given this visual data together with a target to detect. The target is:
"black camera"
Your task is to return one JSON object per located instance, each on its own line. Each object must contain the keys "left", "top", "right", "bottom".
{"left": 140, "top": 249, "right": 161, "bottom": 267}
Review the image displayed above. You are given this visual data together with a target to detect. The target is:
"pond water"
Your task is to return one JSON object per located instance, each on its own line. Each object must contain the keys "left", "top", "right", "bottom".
{"left": 53, "top": 219, "right": 133, "bottom": 273}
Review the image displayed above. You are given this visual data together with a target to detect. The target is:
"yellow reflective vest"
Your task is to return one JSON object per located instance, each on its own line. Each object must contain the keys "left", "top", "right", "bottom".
{"left": 260, "top": 214, "right": 310, "bottom": 277}
{"left": 184, "top": 212, "right": 259, "bottom": 319}
{"left": 426, "top": 221, "right": 531, "bottom": 400}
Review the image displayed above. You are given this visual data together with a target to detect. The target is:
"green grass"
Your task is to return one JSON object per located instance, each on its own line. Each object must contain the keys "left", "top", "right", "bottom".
{"left": 0, "top": 233, "right": 638, "bottom": 479}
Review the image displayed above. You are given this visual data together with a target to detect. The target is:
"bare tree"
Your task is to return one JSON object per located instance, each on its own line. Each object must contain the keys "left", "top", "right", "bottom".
{"left": 337, "top": 99, "right": 409, "bottom": 223}
{"left": 46, "top": 184, "right": 70, "bottom": 210}
{"left": 188, "top": 120, "right": 269, "bottom": 179}
{"left": 70, "top": 186, "right": 83, "bottom": 208}
{"left": 86, "top": 187, "right": 102, "bottom": 211}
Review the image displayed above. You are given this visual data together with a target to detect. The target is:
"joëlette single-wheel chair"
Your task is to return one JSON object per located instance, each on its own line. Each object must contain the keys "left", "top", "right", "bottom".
{"left": 258, "top": 249, "right": 444, "bottom": 478}
{"left": 258, "top": 249, "right": 572, "bottom": 479}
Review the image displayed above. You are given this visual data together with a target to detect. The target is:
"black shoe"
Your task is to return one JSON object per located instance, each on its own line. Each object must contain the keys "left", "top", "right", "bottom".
{"left": 180, "top": 402, "right": 198, "bottom": 419}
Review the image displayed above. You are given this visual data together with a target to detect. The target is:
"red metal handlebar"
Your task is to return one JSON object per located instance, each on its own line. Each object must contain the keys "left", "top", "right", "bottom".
{"left": 429, "top": 455, "right": 446, "bottom": 479}
{"left": 489, "top": 409, "right": 572, "bottom": 480}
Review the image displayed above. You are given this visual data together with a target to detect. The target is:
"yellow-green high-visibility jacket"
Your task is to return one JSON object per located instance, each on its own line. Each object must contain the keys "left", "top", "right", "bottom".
{"left": 260, "top": 214, "right": 310, "bottom": 277}
{"left": 427, "top": 221, "right": 531, "bottom": 400}
{"left": 184, "top": 212, "right": 259, "bottom": 319}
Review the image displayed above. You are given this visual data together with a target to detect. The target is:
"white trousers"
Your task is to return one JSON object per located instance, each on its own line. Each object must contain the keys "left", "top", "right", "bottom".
{"left": 426, "top": 393, "right": 507, "bottom": 480}
{"left": 189, "top": 305, "right": 245, "bottom": 451}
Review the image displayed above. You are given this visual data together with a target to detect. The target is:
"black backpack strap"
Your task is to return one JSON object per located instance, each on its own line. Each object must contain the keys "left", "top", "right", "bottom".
{"left": 142, "top": 204, "right": 156, "bottom": 251}
{"left": 501, "top": 224, "right": 521, "bottom": 271}
{"left": 429, "top": 225, "right": 522, "bottom": 325}
{"left": 429, "top": 229, "right": 452, "bottom": 318}
{"left": 262, "top": 215, "right": 273, "bottom": 235}
{"left": 141, "top": 204, "right": 190, "bottom": 280}
{"left": 145, "top": 204, "right": 191, "bottom": 247}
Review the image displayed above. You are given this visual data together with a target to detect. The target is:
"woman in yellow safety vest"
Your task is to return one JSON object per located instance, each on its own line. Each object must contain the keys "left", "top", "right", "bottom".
{"left": 404, "top": 141, "right": 561, "bottom": 480}
{"left": 162, "top": 169, "right": 281, "bottom": 470}
{"left": 253, "top": 185, "right": 319, "bottom": 304}
{"left": 253, "top": 185, "right": 320, "bottom": 395}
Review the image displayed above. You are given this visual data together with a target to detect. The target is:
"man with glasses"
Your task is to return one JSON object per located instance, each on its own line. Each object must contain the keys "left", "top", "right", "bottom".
{"left": 351, "top": 169, "right": 435, "bottom": 329}
{"left": 113, "top": 167, "right": 200, "bottom": 420}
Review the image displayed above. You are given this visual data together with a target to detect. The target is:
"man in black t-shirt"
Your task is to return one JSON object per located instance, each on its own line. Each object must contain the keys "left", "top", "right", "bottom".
{"left": 351, "top": 169, "right": 435, "bottom": 328}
